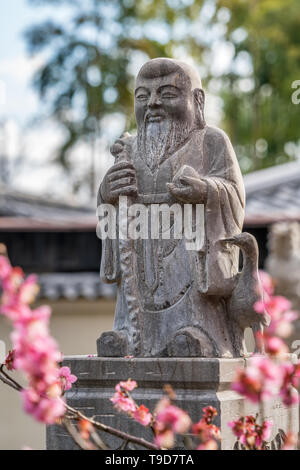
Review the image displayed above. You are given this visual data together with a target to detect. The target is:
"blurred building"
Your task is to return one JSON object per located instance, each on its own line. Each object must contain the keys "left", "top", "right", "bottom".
{"left": 244, "top": 160, "right": 300, "bottom": 354}
{"left": 244, "top": 160, "right": 300, "bottom": 267}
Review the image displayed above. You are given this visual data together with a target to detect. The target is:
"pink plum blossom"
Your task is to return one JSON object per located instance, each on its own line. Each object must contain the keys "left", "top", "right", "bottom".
{"left": 231, "top": 356, "right": 281, "bottom": 403}
{"left": 197, "top": 440, "right": 218, "bottom": 450}
{"left": 228, "top": 416, "right": 272, "bottom": 450}
{"left": 193, "top": 406, "right": 220, "bottom": 449}
{"left": 0, "top": 253, "right": 66, "bottom": 424}
{"left": 18, "top": 275, "right": 39, "bottom": 304}
{"left": 255, "top": 295, "right": 291, "bottom": 317}
{"left": 110, "top": 390, "right": 136, "bottom": 413}
{"left": 257, "top": 270, "right": 274, "bottom": 296}
{"left": 262, "top": 335, "right": 289, "bottom": 358}
{"left": 1, "top": 266, "right": 24, "bottom": 294}
{"left": 0, "top": 255, "right": 12, "bottom": 280}
{"left": 58, "top": 366, "right": 77, "bottom": 392}
{"left": 133, "top": 405, "right": 152, "bottom": 426}
{"left": 154, "top": 397, "right": 191, "bottom": 448}
{"left": 282, "top": 432, "right": 297, "bottom": 450}
{"left": 79, "top": 419, "right": 94, "bottom": 440}
{"left": 116, "top": 379, "right": 137, "bottom": 392}
{"left": 155, "top": 429, "right": 174, "bottom": 449}
{"left": 22, "top": 388, "right": 65, "bottom": 424}
{"left": 279, "top": 362, "right": 300, "bottom": 406}
{"left": 4, "top": 350, "right": 15, "bottom": 371}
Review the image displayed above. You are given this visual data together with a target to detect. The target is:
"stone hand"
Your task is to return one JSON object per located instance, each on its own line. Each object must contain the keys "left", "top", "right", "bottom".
{"left": 99, "top": 133, "right": 138, "bottom": 204}
{"left": 167, "top": 165, "right": 207, "bottom": 203}
{"left": 100, "top": 161, "right": 138, "bottom": 204}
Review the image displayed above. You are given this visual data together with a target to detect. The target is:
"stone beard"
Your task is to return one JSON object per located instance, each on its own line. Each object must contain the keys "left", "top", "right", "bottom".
{"left": 137, "top": 118, "right": 191, "bottom": 172}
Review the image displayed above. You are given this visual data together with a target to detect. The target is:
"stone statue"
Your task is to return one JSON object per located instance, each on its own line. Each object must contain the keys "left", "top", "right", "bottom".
{"left": 97, "top": 58, "right": 267, "bottom": 358}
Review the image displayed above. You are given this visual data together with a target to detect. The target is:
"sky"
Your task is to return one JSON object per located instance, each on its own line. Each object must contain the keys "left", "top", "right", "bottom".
{"left": 0, "top": 0, "right": 232, "bottom": 203}
{"left": 0, "top": 1, "right": 76, "bottom": 200}
{"left": 0, "top": 1, "right": 56, "bottom": 124}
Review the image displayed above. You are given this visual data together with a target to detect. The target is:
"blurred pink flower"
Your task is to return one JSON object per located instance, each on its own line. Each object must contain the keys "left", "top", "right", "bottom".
{"left": 134, "top": 405, "right": 152, "bottom": 426}
{"left": 155, "top": 429, "right": 174, "bottom": 449}
{"left": 255, "top": 295, "right": 291, "bottom": 317}
{"left": 229, "top": 416, "right": 272, "bottom": 450}
{"left": 58, "top": 366, "right": 77, "bottom": 392}
{"left": 257, "top": 270, "right": 274, "bottom": 296}
{"left": 2, "top": 267, "right": 24, "bottom": 294}
{"left": 154, "top": 398, "right": 191, "bottom": 448}
{"left": 116, "top": 378, "right": 137, "bottom": 392}
{"left": 0, "top": 255, "right": 12, "bottom": 280}
{"left": 282, "top": 432, "right": 297, "bottom": 450}
{"left": 197, "top": 439, "right": 218, "bottom": 450}
{"left": 279, "top": 362, "right": 300, "bottom": 406}
{"left": 269, "top": 310, "right": 298, "bottom": 338}
{"left": 22, "top": 388, "right": 65, "bottom": 424}
{"left": 0, "top": 254, "right": 65, "bottom": 424}
{"left": 78, "top": 419, "right": 94, "bottom": 440}
{"left": 231, "top": 356, "right": 280, "bottom": 403}
{"left": 4, "top": 350, "right": 15, "bottom": 371}
{"left": 202, "top": 406, "right": 218, "bottom": 424}
{"left": 18, "top": 275, "right": 39, "bottom": 305}
{"left": 263, "top": 335, "right": 289, "bottom": 358}
{"left": 193, "top": 406, "right": 220, "bottom": 449}
{"left": 156, "top": 403, "right": 191, "bottom": 434}
{"left": 110, "top": 390, "right": 136, "bottom": 413}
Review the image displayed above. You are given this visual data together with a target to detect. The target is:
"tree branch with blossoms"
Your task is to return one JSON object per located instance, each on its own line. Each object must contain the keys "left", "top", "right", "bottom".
{"left": 0, "top": 250, "right": 160, "bottom": 450}
{"left": 0, "top": 249, "right": 299, "bottom": 450}
{"left": 230, "top": 271, "right": 300, "bottom": 450}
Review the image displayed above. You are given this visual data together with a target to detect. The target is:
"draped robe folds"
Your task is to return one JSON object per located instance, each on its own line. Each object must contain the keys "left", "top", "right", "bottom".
{"left": 98, "top": 125, "right": 245, "bottom": 357}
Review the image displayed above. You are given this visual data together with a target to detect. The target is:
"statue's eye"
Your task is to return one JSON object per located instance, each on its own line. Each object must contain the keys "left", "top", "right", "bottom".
{"left": 161, "top": 93, "right": 177, "bottom": 99}
{"left": 136, "top": 94, "right": 148, "bottom": 100}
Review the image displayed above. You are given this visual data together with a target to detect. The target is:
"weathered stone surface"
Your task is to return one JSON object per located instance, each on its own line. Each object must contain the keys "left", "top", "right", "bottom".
{"left": 97, "top": 57, "right": 268, "bottom": 358}
{"left": 47, "top": 356, "right": 299, "bottom": 450}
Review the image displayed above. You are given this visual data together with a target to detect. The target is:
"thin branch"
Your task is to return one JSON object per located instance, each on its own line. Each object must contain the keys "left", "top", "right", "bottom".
{"left": 0, "top": 366, "right": 23, "bottom": 392}
{"left": 90, "top": 429, "right": 109, "bottom": 450}
{"left": 65, "top": 403, "right": 159, "bottom": 450}
{"left": 62, "top": 418, "right": 96, "bottom": 451}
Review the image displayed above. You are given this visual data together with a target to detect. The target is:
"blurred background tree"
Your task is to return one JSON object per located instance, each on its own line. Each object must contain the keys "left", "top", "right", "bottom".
{"left": 25, "top": 0, "right": 300, "bottom": 196}
{"left": 212, "top": 0, "right": 300, "bottom": 173}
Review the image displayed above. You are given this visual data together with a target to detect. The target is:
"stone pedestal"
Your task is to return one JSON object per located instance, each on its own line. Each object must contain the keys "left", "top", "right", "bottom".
{"left": 47, "top": 356, "right": 299, "bottom": 450}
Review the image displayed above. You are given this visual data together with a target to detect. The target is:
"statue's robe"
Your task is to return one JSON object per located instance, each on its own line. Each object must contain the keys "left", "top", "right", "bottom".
{"left": 99, "top": 126, "right": 245, "bottom": 357}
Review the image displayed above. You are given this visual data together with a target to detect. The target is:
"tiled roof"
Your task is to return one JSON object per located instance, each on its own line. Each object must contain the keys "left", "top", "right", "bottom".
{"left": 38, "top": 272, "right": 116, "bottom": 301}
{"left": 244, "top": 160, "right": 300, "bottom": 225}
{"left": 0, "top": 185, "right": 96, "bottom": 230}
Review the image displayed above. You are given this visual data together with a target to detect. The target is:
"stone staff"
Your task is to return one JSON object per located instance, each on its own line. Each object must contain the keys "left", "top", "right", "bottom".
{"left": 110, "top": 133, "right": 143, "bottom": 356}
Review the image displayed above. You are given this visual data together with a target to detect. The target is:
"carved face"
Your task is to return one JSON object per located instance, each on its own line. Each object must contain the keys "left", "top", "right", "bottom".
{"left": 134, "top": 71, "right": 196, "bottom": 129}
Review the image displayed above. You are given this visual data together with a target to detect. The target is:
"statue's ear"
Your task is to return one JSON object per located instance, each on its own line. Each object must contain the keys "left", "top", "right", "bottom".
{"left": 193, "top": 88, "right": 206, "bottom": 129}
{"left": 193, "top": 88, "right": 205, "bottom": 109}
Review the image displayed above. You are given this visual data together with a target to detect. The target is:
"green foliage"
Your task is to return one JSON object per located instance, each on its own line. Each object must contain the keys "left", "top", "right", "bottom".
{"left": 212, "top": 0, "right": 300, "bottom": 172}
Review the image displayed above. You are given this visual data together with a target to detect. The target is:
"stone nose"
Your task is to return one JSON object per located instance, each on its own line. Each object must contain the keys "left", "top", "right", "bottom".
{"left": 148, "top": 91, "right": 161, "bottom": 108}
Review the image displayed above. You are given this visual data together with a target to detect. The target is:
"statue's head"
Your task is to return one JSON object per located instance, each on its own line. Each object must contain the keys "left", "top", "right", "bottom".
{"left": 134, "top": 58, "right": 205, "bottom": 170}
{"left": 135, "top": 58, "right": 205, "bottom": 131}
